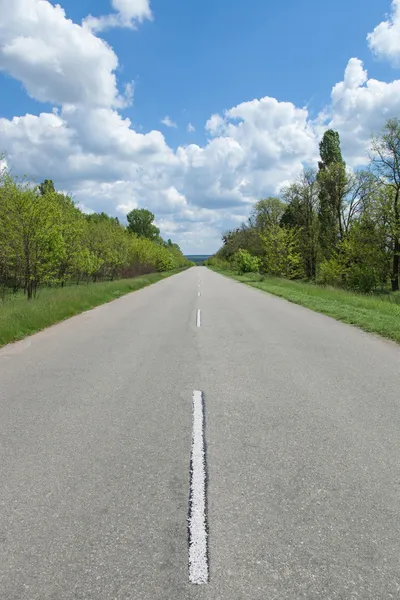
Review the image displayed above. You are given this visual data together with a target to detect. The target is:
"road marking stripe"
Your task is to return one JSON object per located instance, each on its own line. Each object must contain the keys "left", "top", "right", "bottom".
{"left": 198, "top": 291, "right": 201, "bottom": 297}
{"left": 188, "top": 391, "right": 209, "bottom": 584}
{"left": 196, "top": 309, "right": 201, "bottom": 327}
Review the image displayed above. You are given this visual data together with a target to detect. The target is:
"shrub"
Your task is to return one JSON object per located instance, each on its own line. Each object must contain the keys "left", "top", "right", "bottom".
{"left": 316, "top": 258, "right": 345, "bottom": 287}
{"left": 232, "top": 249, "right": 261, "bottom": 274}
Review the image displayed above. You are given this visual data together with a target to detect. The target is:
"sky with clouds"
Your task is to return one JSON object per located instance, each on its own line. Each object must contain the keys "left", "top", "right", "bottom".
{"left": 1, "top": 0, "right": 400, "bottom": 254}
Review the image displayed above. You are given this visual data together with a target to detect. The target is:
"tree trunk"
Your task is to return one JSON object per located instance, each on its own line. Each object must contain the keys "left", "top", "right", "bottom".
{"left": 393, "top": 190, "right": 400, "bottom": 292}
{"left": 392, "top": 237, "right": 399, "bottom": 292}
{"left": 27, "top": 280, "right": 33, "bottom": 300}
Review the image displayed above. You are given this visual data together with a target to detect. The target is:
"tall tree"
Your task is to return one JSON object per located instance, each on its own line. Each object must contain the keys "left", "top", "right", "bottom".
{"left": 370, "top": 118, "right": 400, "bottom": 291}
{"left": 317, "top": 130, "right": 347, "bottom": 259}
{"left": 126, "top": 208, "right": 160, "bottom": 241}
{"left": 281, "top": 168, "right": 319, "bottom": 279}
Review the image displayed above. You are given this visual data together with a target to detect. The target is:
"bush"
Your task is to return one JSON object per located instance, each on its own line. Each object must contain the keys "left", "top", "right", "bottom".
{"left": 316, "top": 258, "right": 345, "bottom": 287}
{"left": 204, "top": 257, "right": 231, "bottom": 270}
{"left": 232, "top": 249, "right": 261, "bottom": 274}
{"left": 346, "top": 263, "right": 382, "bottom": 294}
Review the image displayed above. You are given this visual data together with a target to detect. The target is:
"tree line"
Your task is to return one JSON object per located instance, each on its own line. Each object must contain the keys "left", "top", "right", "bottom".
{"left": 0, "top": 167, "right": 191, "bottom": 300}
{"left": 207, "top": 118, "right": 400, "bottom": 294}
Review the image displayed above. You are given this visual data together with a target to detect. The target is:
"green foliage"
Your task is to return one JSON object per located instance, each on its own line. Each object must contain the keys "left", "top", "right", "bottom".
{"left": 0, "top": 168, "right": 190, "bottom": 301}
{"left": 262, "top": 225, "right": 305, "bottom": 279}
{"left": 251, "top": 197, "right": 286, "bottom": 230}
{"left": 126, "top": 208, "right": 161, "bottom": 241}
{"left": 316, "top": 257, "right": 345, "bottom": 287}
{"left": 317, "top": 130, "right": 348, "bottom": 259}
{"left": 318, "top": 129, "right": 344, "bottom": 167}
{"left": 232, "top": 249, "right": 260, "bottom": 274}
{"left": 370, "top": 118, "right": 400, "bottom": 291}
{"left": 281, "top": 168, "right": 319, "bottom": 279}
{"left": 39, "top": 179, "right": 56, "bottom": 196}
{"left": 317, "top": 214, "right": 390, "bottom": 293}
{"left": 218, "top": 223, "right": 263, "bottom": 261}
{"left": 204, "top": 256, "right": 231, "bottom": 270}
{"left": 209, "top": 119, "right": 400, "bottom": 296}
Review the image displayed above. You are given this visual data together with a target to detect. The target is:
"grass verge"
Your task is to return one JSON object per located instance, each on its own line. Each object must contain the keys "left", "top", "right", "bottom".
{"left": 209, "top": 267, "right": 400, "bottom": 344}
{"left": 0, "top": 270, "right": 182, "bottom": 347}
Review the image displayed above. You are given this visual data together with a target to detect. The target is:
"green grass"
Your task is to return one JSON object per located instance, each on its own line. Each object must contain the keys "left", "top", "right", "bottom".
{"left": 209, "top": 267, "right": 400, "bottom": 344}
{"left": 0, "top": 271, "right": 181, "bottom": 347}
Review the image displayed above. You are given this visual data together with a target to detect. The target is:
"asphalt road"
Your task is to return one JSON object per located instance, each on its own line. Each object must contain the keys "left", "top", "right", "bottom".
{"left": 1, "top": 266, "right": 400, "bottom": 599}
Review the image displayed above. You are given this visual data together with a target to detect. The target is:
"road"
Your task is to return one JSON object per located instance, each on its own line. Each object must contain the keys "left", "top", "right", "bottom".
{"left": 1, "top": 266, "right": 400, "bottom": 599}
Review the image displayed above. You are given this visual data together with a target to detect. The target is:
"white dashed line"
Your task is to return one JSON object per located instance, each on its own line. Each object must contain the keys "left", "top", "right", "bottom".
{"left": 196, "top": 309, "right": 201, "bottom": 328}
{"left": 198, "top": 291, "right": 201, "bottom": 297}
{"left": 188, "top": 391, "right": 209, "bottom": 585}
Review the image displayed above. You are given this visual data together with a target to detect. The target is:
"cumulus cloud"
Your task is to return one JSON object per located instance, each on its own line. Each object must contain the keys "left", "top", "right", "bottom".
{"left": 0, "top": 0, "right": 134, "bottom": 109}
{"left": 84, "top": 0, "right": 152, "bottom": 32}
{"left": 2, "top": 0, "right": 400, "bottom": 252}
{"left": 318, "top": 57, "right": 400, "bottom": 166}
{"left": 367, "top": 0, "right": 400, "bottom": 65}
{"left": 161, "top": 116, "right": 178, "bottom": 128}
{"left": 187, "top": 123, "right": 195, "bottom": 132}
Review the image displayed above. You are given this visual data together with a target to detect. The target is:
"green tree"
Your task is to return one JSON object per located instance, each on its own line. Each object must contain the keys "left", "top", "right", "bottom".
{"left": 370, "top": 118, "right": 400, "bottom": 291}
{"left": 126, "top": 208, "right": 160, "bottom": 241}
{"left": 0, "top": 176, "right": 64, "bottom": 299}
{"left": 251, "top": 197, "right": 286, "bottom": 231}
{"left": 39, "top": 179, "right": 56, "bottom": 196}
{"left": 281, "top": 168, "right": 319, "bottom": 279}
{"left": 317, "top": 130, "right": 347, "bottom": 259}
{"left": 218, "top": 222, "right": 263, "bottom": 261}
{"left": 262, "top": 225, "right": 305, "bottom": 279}
{"left": 53, "top": 194, "right": 85, "bottom": 286}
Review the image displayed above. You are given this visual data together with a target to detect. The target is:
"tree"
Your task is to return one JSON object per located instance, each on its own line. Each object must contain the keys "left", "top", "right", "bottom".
{"left": 39, "top": 179, "right": 55, "bottom": 196}
{"left": 281, "top": 168, "right": 319, "bottom": 279}
{"left": 0, "top": 161, "right": 190, "bottom": 299}
{"left": 317, "top": 130, "right": 347, "bottom": 259}
{"left": 370, "top": 118, "right": 400, "bottom": 291}
{"left": 251, "top": 197, "right": 286, "bottom": 231}
{"left": 218, "top": 222, "right": 263, "bottom": 260}
{"left": 341, "top": 170, "right": 377, "bottom": 235}
{"left": 54, "top": 195, "right": 86, "bottom": 286}
{"left": 262, "top": 225, "right": 305, "bottom": 279}
{"left": 318, "top": 130, "right": 343, "bottom": 167}
{"left": 0, "top": 177, "right": 64, "bottom": 299}
{"left": 126, "top": 208, "right": 160, "bottom": 241}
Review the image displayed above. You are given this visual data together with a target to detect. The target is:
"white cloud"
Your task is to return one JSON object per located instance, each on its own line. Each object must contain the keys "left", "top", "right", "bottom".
{"left": 161, "top": 116, "right": 177, "bottom": 128}
{"left": 187, "top": 123, "right": 195, "bottom": 132}
{"left": 2, "top": 1, "right": 400, "bottom": 253}
{"left": 367, "top": 0, "right": 400, "bottom": 65}
{"left": 84, "top": 0, "right": 152, "bottom": 32}
{"left": 0, "top": 0, "right": 133, "bottom": 109}
{"left": 318, "top": 57, "right": 400, "bottom": 166}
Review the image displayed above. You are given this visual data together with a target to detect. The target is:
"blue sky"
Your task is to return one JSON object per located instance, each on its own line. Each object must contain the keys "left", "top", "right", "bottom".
{"left": 1, "top": 0, "right": 400, "bottom": 253}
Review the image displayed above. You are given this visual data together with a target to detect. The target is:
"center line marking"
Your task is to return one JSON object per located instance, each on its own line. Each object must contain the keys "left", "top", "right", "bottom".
{"left": 196, "top": 309, "right": 201, "bottom": 327}
{"left": 188, "top": 391, "right": 209, "bottom": 585}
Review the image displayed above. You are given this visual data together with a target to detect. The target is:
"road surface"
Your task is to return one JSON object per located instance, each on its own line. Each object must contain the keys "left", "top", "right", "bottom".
{"left": 1, "top": 266, "right": 400, "bottom": 599}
